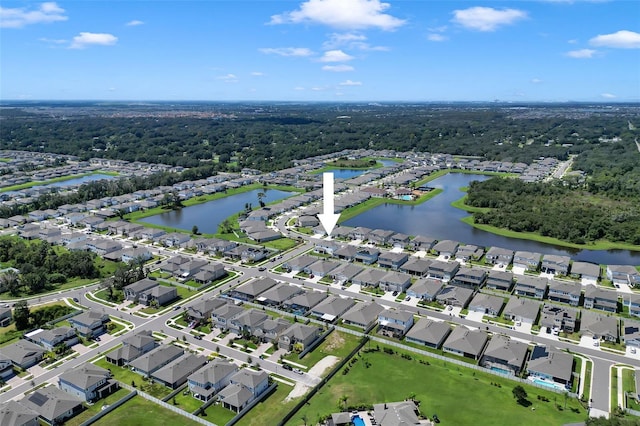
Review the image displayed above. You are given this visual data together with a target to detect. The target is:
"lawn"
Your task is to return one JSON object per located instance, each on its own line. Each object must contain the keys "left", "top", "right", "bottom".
{"left": 236, "top": 383, "right": 297, "bottom": 426}
{"left": 93, "top": 358, "right": 171, "bottom": 399}
{"left": 287, "top": 345, "right": 585, "bottom": 426}
{"left": 200, "top": 402, "right": 236, "bottom": 424}
{"left": 284, "top": 330, "right": 361, "bottom": 369}
{"left": 64, "top": 388, "right": 130, "bottom": 426}
{"left": 91, "top": 395, "right": 202, "bottom": 426}
{"left": 171, "top": 389, "right": 203, "bottom": 413}
{"left": 0, "top": 323, "right": 22, "bottom": 347}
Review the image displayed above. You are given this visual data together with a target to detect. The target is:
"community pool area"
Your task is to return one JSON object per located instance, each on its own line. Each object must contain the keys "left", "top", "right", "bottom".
{"left": 352, "top": 415, "right": 366, "bottom": 426}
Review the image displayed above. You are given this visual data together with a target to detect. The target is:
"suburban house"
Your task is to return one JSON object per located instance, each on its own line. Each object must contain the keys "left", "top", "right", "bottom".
{"left": 20, "top": 386, "right": 83, "bottom": 426}
{"left": 503, "top": 298, "right": 540, "bottom": 324}
{"left": 527, "top": 345, "right": 573, "bottom": 388}
{"left": 540, "top": 304, "right": 578, "bottom": 333}
{"left": 442, "top": 326, "right": 489, "bottom": 360}
{"left": 0, "top": 339, "right": 46, "bottom": 369}
{"left": 152, "top": 353, "right": 208, "bottom": 389}
{"left": 68, "top": 310, "right": 110, "bottom": 338}
{"left": 305, "top": 260, "right": 341, "bottom": 278}
{"left": 211, "top": 304, "right": 245, "bottom": 331}
{"left": 547, "top": 280, "right": 581, "bottom": 307}
{"left": 354, "top": 248, "right": 380, "bottom": 265}
{"left": 278, "top": 323, "right": 322, "bottom": 352}
{"left": 282, "top": 290, "right": 328, "bottom": 315}
{"left": 513, "top": 275, "right": 548, "bottom": 300}
{"left": 513, "top": 251, "right": 542, "bottom": 271}
{"left": 217, "top": 369, "right": 270, "bottom": 413}
{"left": 138, "top": 285, "right": 178, "bottom": 307}
{"left": 480, "top": 335, "right": 528, "bottom": 375}
{"left": 390, "top": 233, "right": 410, "bottom": 249}
{"left": 629, "top": 294, "right": 640, "bottom": 318}
{"left": 427, "top": 260, "right": 460, "bottom": 282}
{"left": 435, "top": 285, "right": 474, "bottom": 308}
{"left": 298, "top": 215, "right": 319, "bottom": 228}
{"left": 368, "top": 229, "right": 396, "bottom": 246}
{"left": 129, "top": 344, "right": 184, "bottom": 378}
{"left": 570, "top": 261, "right": 601, "bottom": 283}
{"left": 583, "top": 285, "right": 618, "bottom": 313}
{"left": 372, "top": 401, "right": 422, "bottom": 426}
{"left": 450, "top": 267, "right": 486, "bottom": 288}
{"left": 348, "top": 227, "right": 372, "bottom": 241}
{"left": 159, "top": 232, "right": 191, "bottom": 247}
{"left": 282, "top": 255, "right": 317, "bottom": 273}
{"left": 228, "top": 309, "right": 269, "bottom": 336}
{"left": 255, "top": 284, "right": 304, "bottom": 308}
{"left": 188, "top": 359, "right": 239, "bottom": 401}
{"left": 540, "top": 254, "right": 571, "bottom": 276}
{"left": 455, "top": 244, "right": 484, "bottom": 262}
{"left": 309, "top": 296, "right": 355, "bottom": 323}
{"left": 377, "top": 252, "right": 409, "bottom": 270}
{"left": 606, "top": 265, "right": 640, "bottom": 287}
{"left": 377, "top": 309, "right": 414, "bottom": 338}
{"left": 622, "top": 320, "right": 640, "bottom": 348}
{"left": 334, "top": 245, "right": 359, "bottom": 262}
{"left": 468, "top": 293, "right": 505, "bottom": 317}
{"left": 580, "top": 311, "right": 618, "bottom": 342}
{"left": 0, "top": 400, "right": 39, "bottom": 426}
{"left": 187, "top": 298, "right": 229, "bottom": 325}
{"left": 406, "top": 278, "right": 443, "bottom": 301}
{"left": 484, "top": 270, "right": 514, "bottom": 292}
{"left": 123, "top": 278, "right": 158, "bottom": 302}
{"left": 400, "top": 257, "right": 432, "bottom": 277}
{"left": 378, "top": 271, "right": 412, "bottom": 293}
{"left": 58, "top": 363, "right": 118, "bottom": 402}
{"left": 253, "top": 317, "right": 291, "bottom": 344}
{"left": 409, "top": 235, "right": 436, "bottom": 252}
{"left": 484, "top": 247, "right": 514, "bottom": 266}
{"left": 432, "top": 240, "right": 459, "bottom": 258}
{"left": 227, "top": 277, "right": 278, "bottom": 302}
{"left": 106, "top": 329, "right": 158, "bottom": 366}
{"left": 351, "top": 268, "right": 387, "bottom": 288}
{"left": 330, "top": 263, "right": 365, "bottom": 284}
{"left": 341, "top": 302, "right": 385, "bottom": 331}
{"left": 0, "top": 306, "right": 14, "bottom": 328}
{"left": 29, "top": 327, "right": 78, "bottom": 351}
{"left": 0, "top": 356, "right": 12, "bottom": 381}
{"left": 405, "top": 318, "right": 451, "bottom": 349}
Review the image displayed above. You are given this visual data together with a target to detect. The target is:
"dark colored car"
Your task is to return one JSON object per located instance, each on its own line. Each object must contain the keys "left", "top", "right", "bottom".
{"left": 282, "top": 363, "right": 293, "bottom": 371}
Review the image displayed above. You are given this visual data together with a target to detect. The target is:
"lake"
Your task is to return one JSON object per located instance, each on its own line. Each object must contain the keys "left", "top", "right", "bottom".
{"left": 343, "top": 173, "right": 640, "bottom": 265}
{"left": 141, "top": 189, "right": 295, "bottom": 234}
{"left": 323, "top": 159, "right": 399, "bottom": 180}
{"left": 41, "top": 173, "right": 115, "bottom": 189}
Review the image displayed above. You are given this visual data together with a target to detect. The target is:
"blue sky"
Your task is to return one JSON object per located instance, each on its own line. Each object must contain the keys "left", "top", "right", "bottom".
{"left": 1, "top": 0, "right": 639, "bottom": 102}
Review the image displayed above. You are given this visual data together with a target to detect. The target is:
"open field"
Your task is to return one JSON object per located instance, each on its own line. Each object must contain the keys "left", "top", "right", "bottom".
{"left": 236, "top": 383, "right": 297, "bottom": 426}
{"left": 64, "top": 388, "right": 130, "bottom": 426}
{"left": 91, "top": 395, "right": 202, "bottom": 426}
{"left": 283, "top": 330, "right": 361, "bottom": 369}
{"left": 287, "top": 344, "right": 586, "bottom": 426}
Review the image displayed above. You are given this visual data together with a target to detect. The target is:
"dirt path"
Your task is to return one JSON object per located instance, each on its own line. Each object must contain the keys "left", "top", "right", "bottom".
{"left": 284, "top": 355, "right": 340, "bottom": 402}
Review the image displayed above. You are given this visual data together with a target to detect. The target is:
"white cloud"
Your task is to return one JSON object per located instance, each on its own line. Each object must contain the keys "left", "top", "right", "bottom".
{"left": 251, "top": 72, "right": 265, "bottom": 76}
{"left": 1, "top": 2, "right": 67, "bottom": 28}
{"left": 311, "top": 86, "right": 327, "bottom": 91}
{"left": 70, "top": 32, "right": 118, "bottom": 49}
{"left": 39, "top": 37, "right": 67, "bottom": 45}
{"left": 259, "top": 47, "right": 314, "bottom": 57}
{"left": 531, "top": 78, "right": 543, "bottom": 84}
{"left": 322, "top": 64, "right": 355, "bottom": 72}
{"left": 568, "top": 39, "right": 578, "bottom": 44}
{"left": 322, "top": 32, "right": 388, "bottom": 51}
{"left": 601, "top": 93, "right": 616, "bottom": 99}
{"left": 294, "top": 86, "right": 305, "bottom": 91}
{"left": 319, "top": 49, "right": 354, "bottom": 62}
{"left": 108, "top": 87, "right": 116, "bottom": 92}
{"left": 339, "top": 79, "right": 362, "bottom": 86}
{"left": 427, "top": 33, "right": 448, "bottom": 42}
{"left": 590, "top": 30, "right": 640, "bottom": 49}
{"left": 217, "top": 74, "right": 238, "bottom": 83}
{"left": 452, "top": 7, "right": 527, "bottom": 32}
{"left": 126, "top": 20, "right": 144, "bottom": 26}
{"left": 269, "top": 0, "right": 406, "bottom": 31}
{"left": 566, "top": 48, "right": 596, "bottom": 58}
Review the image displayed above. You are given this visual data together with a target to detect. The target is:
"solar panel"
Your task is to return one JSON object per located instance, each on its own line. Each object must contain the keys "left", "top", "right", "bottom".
{"left": 28, "top": 391, "right": 48, "bottom": 407}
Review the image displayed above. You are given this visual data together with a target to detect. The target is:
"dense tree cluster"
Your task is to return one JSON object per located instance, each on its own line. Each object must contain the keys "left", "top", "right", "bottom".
{"left": 466, "top": 178, "right": 640, "bottom": 245}
{"left": 12, "top": 300, "right": 76, "bottom": 331}
{"left": 0, "top": 237, "right": 100, "bottom": 295}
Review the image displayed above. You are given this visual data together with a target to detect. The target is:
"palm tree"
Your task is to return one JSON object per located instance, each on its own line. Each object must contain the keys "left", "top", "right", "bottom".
{"left": 0, "top": 269, "right": 21, "bottom": 296}
{"left": 257, "top": 192, "right": 266, "bottom": 208}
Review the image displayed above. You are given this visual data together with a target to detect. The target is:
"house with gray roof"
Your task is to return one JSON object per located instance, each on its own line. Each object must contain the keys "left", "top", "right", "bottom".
{"left": 390, "top": 233, "right": 410, "bottom": 249}
{"left": 218, "top": 369, "right": 269, "bottom": 413}
{"left": 580, "top": 311, "right": 618, "bottom": 342}
{"left": 0, "top": 339, "right": 45, "bottom": 369}
{"left": 354, "top": 248, "right": 380, "bottom": 265}
{"left": 432, "top": 240, "right": 459, "bottom": 258}
{"left": 527, "top": 346, "right": 573, "bottom": 388}
{"left": 351, "top": 268, "right": 387, "bottom": 288}
{"left": 570, "top": 261, "right": 601, "bottom": 282}
{"left": 124, "top": 278, "right": 158, "bottom": 302}
{"left": 622, "top": 320, "right": 640, "bottom": 348}
{"left": 138, "top": 285, "right": 178, "bottom": 307}
{"left": 211, "top": 304, "right": 245, "bottom": 331}
{"left": 583, "top": 285, "right": 618, "bottom": 313}
{"left": 629, "top": 293, "right": 640, "bottom": 318}
{"left": 406, "top": 278, "right": 443, "bottom": 301}
{"left": 20, "top": 386, "right": 83, "bottom": 426}
{"left": 0, "top": 306, "right": 14, "bottom": 328}
{"left": 547, "top": 280, "right": 581, "bottom": 307}
{"left": 405, "top": 318, "right": 451, "bottom": 349}
{"left": 278, "top": 323, "right": 322, "bottom": 352}
{"left": 377, "top": 309, "right": 414, "bottom": 338}
{"left": 400, "top": 257, "right": 431, "bottom": 277}
{"left": 485, "top": 270, "right": 514, "bottom": 292}
{"left": 541, "top": 254, "right": 571, "bottom": 276}
{"left": 451, "top": 267, "right": 486, "bottom": 288}
{"left": 372, "top": 401, "right": 421, "bottom": 426}
{"left": 187, "top": 297, "right": 228, "bottom": 323}
{"left": 0, "top": 400, "right": 39, "bottom": 426}
{"left": 106, "top": 329, "right": 157, "bottom": 366}
{"left": 341, "top": 302, "right": 385, "bottom": 331}
{"left": 152, "top": 353, "right": 208, "bottom": 389}
{"left": 480, "top": 335, "right": 528, "bottom": 375}
{"left": 468, "top": 293, "right": 505, "bottom": 317}
{"left": 334, "top": 245, "right": 359, "bottom": 262}
{"left": 129, "top": 344, "right": 184, "bottom": 378}
{"left": 256, "top": 283, "right": 304, "bottom": 307}
{"left": 606, "top": 265, "right": 640, "bottom": 287}
{"left": 282, "top": 290, "right": 328, "bottom": 315}
{"left": 513, "top": 251, "right": 541, "bottom": 271}
{"left": 348, "top": 227, "right": 372, "bottom": 241}
{"left": 282, "top": 255, "right": 317, "bottom": 273}
{"left": 330, "top": 263, "right": 364, "bottom": 283}
{"left": 253, "top": 317, "right": 291, "bottom": 343}
{"left": 58, "top": 363, "right": 118, "bottom": 402}
{"left": 540, "top": 304, "right": 577, "bottom": 333}
{"left": 228, "top": 309, "right": 269, "bottom": 336}
{"left": 368, "top": 229, "right": 395, "bottom": 246}
{"left": 442, "top": 326, "right": 489, "bottom": 360}
{"left": 409, "top": 235, "right": 436, "bottom": 251}
{"left": 309, "top": 296, "right": 355, "bottom": 323}
{"left": 377, "top": 252, "right": 409, "bottom": 270}
{"left": 428, "top": 260, "right": 460, "bottom": 282}
{"left": 455, "top": 244, "right": 484, "bottom": 262}
{"left": 228, "top": 277, "right": 278, "bottom": 301}
{"left": 188, "top": 359, "right": 239, "bottom": 401}
{"left": 485, "top": 247, "right": 514, "bottom": 266}
{"left": 379, "top": 271, "right": 412, "bottom": 293}
{"left": 29, "top": 326, "right": 78, "bottom": 351}
{"left": 435, "top": 285, "right": 474, "bottom": 308}
{"left": 514, "top": 275, "right": 548, "bottom": 300}
{"left": 305, "top": 259, "right": 341, "bottom": 277}
{"left": 503, "top": 298, "right": 540, "bottom": 324}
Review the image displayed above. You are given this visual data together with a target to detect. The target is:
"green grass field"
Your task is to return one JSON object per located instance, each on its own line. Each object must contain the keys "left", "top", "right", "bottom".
{"left": 283, "top": 330, "right": 361, "bottom": 369}
{"left": 287, "top": 345, "right": 585, "bottom": 426}
{"left": 64, "top": 388, "right": 130, "bottom": 426}
{"left": 91, "top": 395, "right": 202, "bottom": 426}
{"left": 236, "top": 383, "right": 297, "bottom": 426}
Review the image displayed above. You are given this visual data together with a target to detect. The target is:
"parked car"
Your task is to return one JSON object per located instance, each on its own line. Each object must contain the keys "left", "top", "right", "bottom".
{"left": 282, "top": 363, "right": 292, "bottom": 371}
{"left": 392, "top": 291, "right": 399, "bottom": 296}
{"left": 405, "top": 296, "right": 411, "bottom": 302}
{"left": 72, "top": 298, "right": 79, "bottom": 302}
{"left": 194, "top": 335, "right": 202, "bottom": 340}
{"left": 258, "top": 267, "right": 266, "bottom": 271}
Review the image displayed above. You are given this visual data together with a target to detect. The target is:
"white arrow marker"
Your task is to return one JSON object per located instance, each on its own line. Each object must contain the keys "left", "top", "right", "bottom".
{"left": 317, "top": 172, "right": 340, "bottom": 236}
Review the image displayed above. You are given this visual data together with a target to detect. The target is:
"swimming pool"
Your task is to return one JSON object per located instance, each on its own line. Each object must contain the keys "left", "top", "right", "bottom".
{"left": 491, "top": 366, "right": 510, "bottom": 374}
{"left": 533, "top": 378, "right": 561, "bottom": 389}
{"left": 352, "top": 415, "right": 366, "bottom": 426}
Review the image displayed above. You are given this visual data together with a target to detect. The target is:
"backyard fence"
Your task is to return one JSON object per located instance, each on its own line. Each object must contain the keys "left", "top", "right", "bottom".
{"left": 78, "top": 389, "right": 137, "bottom": 426}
